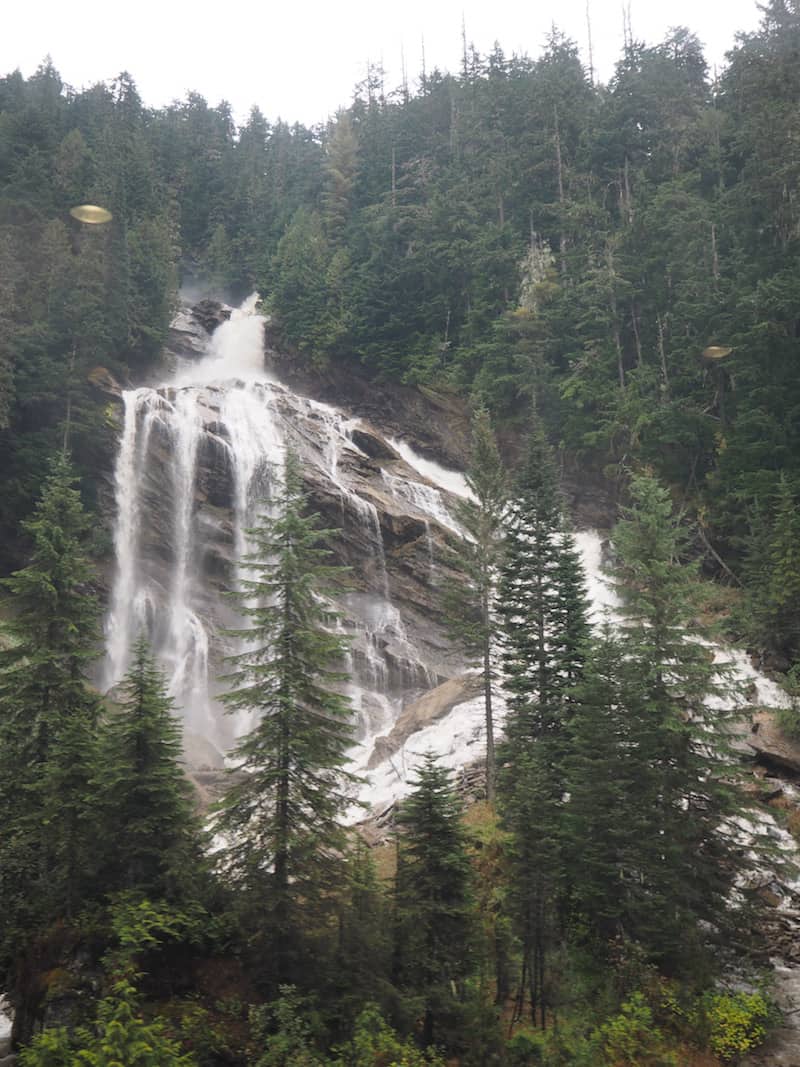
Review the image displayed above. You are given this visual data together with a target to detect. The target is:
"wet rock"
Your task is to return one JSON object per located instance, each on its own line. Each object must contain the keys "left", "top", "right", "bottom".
{"left": 87, "top": 365, "right": 124, "bottom": 397}
{"left": 748, "top": 711, "right": 800, "bottom": 776}
{"left": 167, "top": 315, "right": 208, "bottom": 360}
{"left": 196, "top": 431, "right": 234, "bottom": 510}
{"left": 98, "top": 303, "right": 474, "bottom": 778}
{"left": 263, "top": 330, "right": 471, "bottom": 470}
{"left": 191, "top": 299, "right": 232, "bottom": 334}
{"left": 350, "top": 427, "right": 399, "bottom": 461}
{"left": 368, "top": 674, "right": 483, "bottom": 769}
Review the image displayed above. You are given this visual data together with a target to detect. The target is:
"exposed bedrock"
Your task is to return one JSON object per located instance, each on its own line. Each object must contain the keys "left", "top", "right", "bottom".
{"left": 98, "top": 299, "right": 472, "bottom": 767}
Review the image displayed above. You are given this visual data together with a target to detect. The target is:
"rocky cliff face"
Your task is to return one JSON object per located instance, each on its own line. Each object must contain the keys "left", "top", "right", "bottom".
{"left": 98, "top": 296, "right": 478, "bottom": 780}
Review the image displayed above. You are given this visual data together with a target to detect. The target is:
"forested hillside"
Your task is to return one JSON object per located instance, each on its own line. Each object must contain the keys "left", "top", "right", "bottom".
{"left": 1, "top": 3, "right": 800, "bottom": 1063}
{"left": 2, "top": 2, "right": 800, "bottom": 667}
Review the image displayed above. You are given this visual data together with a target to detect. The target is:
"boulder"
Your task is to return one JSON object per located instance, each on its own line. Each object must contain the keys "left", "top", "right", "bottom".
{"left": 191, "top": 299, "right": 231, "bottom": 334}
{"left": 350, "top": 426, "right": 399, "bottom": 461}
{"left": 747, "top": 711, "right": 800, "bottom": 776}
{"left": 368, "top": 673, "right": 483, "bottom": 768}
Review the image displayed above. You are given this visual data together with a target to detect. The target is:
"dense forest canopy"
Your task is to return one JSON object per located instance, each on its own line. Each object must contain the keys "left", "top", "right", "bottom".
{"left": 2, "top": 3, "right": 799, "bottom": 667}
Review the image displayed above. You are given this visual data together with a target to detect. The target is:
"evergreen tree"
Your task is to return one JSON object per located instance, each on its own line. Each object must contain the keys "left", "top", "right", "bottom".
{"left": 607, "top": 472, "right": 742, "bottom": 969}
{"left": 215, "top": 447, "right": 357, "bottom": 991}
{"left": 446, "top": 403, "right": 507, "bottom": 804}
{"left": 94, "top": 635, "right": 202, "bottom": 899}
{"left": 564, "top": 625, "right": 656, "bottom": 946}
{"left": 394, "top": 753, "right": 475, "bottom": 1048}
{"left": 0, "top": 452, "right": 101, "bottom": 982}
{"left": 330, "top": 843, "right": 393, "bottom": 1034}
{"left": 496, "top": 425, "right": 590, "bottom": 1026}
{"left": 0, "top": 230, "right": 16, "bottom": 429}
{"left": 498, "top": 427, "right": 589, "bottom": 749}
{"left": 742, "top": 475, "right": 800, "bottom": 666}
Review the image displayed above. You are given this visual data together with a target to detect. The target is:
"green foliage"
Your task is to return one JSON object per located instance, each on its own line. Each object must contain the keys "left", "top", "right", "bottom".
{"left": 93, "top": 637, "right": 204, "bottom": 899}
{"left": 106, "top": 895, "right": 206, "bottom": 964}
{"left": 248, "top": 986, "right": 329, "bottom": 1066}
{"left": 775, "top": 665, "right": 800, "bottom": 739}
{"left": 603, "top": 473, "right": 743, "bottom": 969}
{"left": 215, "top": 448, "right": 357, "bottom": 990}
{"left": 0, "top": 452, "right": 102, "bottom": 980}
{"left": 740, "top": 475, "right": 800, "bottom": 666}
{"left": 564, "top": 627, "right": 655, "bottom": 945}
{"left": 497, "top": 425, "right": 590, "bottom": 1026}
{"left": 20, "top": 975, "right": 196, "bottom": 1066}
{"left": 3, "top": 2, "right": 800, "bottom": 641}
{"left": 394, "top": 753, "right": 476, "bottom": 1048}
{"left": 330, "top": 1005, "right": 445, "bottom": 1066}
{"left": 329, "top": 844, "right": 393, "bottom": 1028}
{"left": 598, "top": 993, "right": 676, "bottom": 1066}
{"left": 704, "top": 991, "right": 770, "bottom": 1062}
{"left": 2, "top": 18, "right": 800, "bottom": 1062}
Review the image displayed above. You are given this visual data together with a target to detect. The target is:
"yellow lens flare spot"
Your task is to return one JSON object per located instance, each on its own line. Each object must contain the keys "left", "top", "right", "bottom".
{"left": 702, "top": 345, "right": 733, "bottom": 360}
{"left": 69, "top": 204, "right": 113, "bottom": 225}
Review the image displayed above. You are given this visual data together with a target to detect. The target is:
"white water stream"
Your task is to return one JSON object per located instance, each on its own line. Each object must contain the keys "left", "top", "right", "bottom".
{"left": 102, "top": 295, "right": 462, "bottom": 760}
{"left": 103, "top": 300, "right": 794, "bottom": 800}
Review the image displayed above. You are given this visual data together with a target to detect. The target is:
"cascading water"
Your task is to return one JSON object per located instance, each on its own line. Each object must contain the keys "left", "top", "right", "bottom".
{"left": 103, "top": 296, "right": 793, "bottom": 789}
{"left": 103, "top": 295, "right": 462, "bottom": 761}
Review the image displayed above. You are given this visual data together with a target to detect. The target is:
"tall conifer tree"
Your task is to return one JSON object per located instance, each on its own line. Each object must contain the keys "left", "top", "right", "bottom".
{"left": 606, "top": 472, "right": 742, "bottom": 969}
{"left": 0, "top": 453, "right": 101, "bottom": 980}
{"left": 215, "top": 447, "right": 357, "bottom": 990}
{"left": 447, "top": 403, "right": 507, "bottom": 804}
{"left": 394, "top": 753, "right": 474, "bottom": 1048}
{"left": 564, "top": 625, "right": 656, "bottom": 946}
{"left": 95, "top": 636, "right": 202, "bottom": 899}
{"left": 497, "top": 424, "right": 590, "bottom": 1026}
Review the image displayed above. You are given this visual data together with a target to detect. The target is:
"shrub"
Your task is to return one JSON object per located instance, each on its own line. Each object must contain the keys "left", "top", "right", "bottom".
{"left": 598, "top": 992, "right": 676, "bottom": 1066}
{"left": 705, "top": 991, "right": 770, "bottom": 1062}
{"left": 331, "top": 1004, "right": 445, "bottom": 1066}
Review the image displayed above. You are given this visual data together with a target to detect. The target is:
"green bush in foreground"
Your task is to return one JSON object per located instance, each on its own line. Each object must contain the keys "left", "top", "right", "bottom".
{"left": 19, "top": 975, "right": 196, "bottom": 1067}
{"left": 705, "top": 991, "right": 770, "bottom": 1062}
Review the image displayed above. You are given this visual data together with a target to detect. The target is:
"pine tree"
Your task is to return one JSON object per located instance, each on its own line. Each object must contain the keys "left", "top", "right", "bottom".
{"left": 394, "top": 753, "right": 475, "bottom": 1048}
{"left": 446, "top": 403, "right": 507, "bottom": 804}
{"left": 496, "top": 424, "right": 590, "bottom": 1026}
{"left": 607, "top": 472, "right": 742, "bottom": 969}
{"left": 215, "top": 447, "right": 357, "bottom": 990}
{"left": 94, "top": 635, "right": 202, "bottom": 899}
{"left": 330, "top": 843, "right": 392, "bottom": 1034}
{"left": 498, "top": 426, "right": 589, "bottom": 749}
{"left": 564, "top": 625, "right": 656, "bottom": 946}
{"left": 743, "top": 475, "right": 800, "bottom": 666}
{"left": 0, "top": 453, "right": 100, "bottom": 755}
{"left": 0, "top": 453, "right": 101, "bottom": 981}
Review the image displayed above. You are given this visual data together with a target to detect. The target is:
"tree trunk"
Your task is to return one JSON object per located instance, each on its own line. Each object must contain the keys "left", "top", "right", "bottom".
{"left": 483, "top": 622, "right": 496, "bottom": 807}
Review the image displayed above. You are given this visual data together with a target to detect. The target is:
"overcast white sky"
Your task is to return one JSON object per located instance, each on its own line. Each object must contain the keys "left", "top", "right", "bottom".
{"left": 4, "top": 0, "right": 763, "bottom": 126}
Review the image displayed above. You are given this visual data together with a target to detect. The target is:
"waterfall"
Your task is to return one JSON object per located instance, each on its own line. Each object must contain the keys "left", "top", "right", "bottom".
{"left": 103, "top": 295, "right": 461, "bottom": 761}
